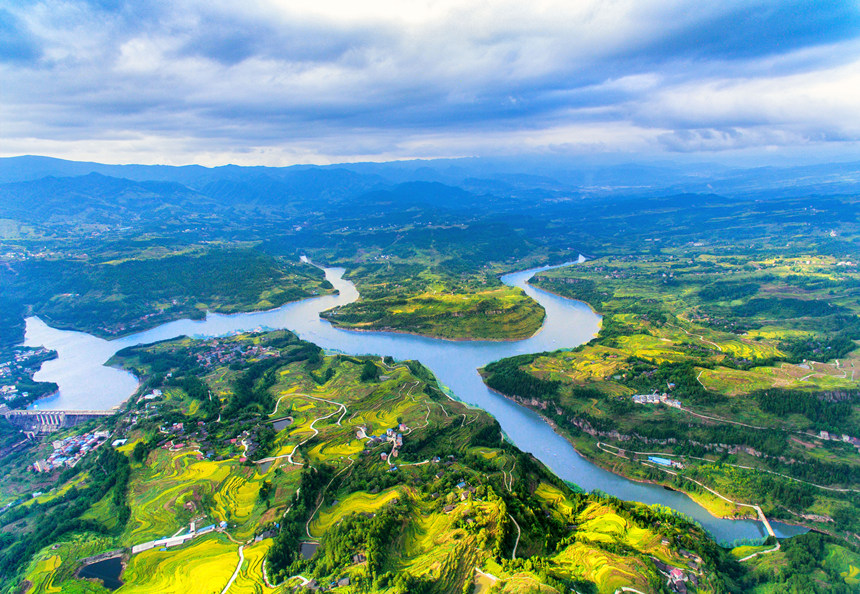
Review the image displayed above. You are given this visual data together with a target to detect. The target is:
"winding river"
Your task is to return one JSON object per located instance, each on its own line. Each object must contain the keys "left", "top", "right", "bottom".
{"left": 22, "top": 261, "right": 807, "bottom": 543}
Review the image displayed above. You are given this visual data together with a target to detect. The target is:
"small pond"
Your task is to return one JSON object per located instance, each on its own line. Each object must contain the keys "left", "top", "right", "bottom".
{"left": 78, "top": 556, "right": 123, "bottom": 590}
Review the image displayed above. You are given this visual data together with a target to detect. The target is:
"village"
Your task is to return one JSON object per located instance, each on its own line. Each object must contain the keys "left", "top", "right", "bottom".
{"left": 631, "top": 392, "right": 682, "bottom": 409}
{"left": 193, "top": 339, "right": 280, "bottom": 370}
{"left": 30, "top": 430, "right": 110, "bottom": 473}
{"left": 0, "top": 346, "right": 57, "bottom": 404}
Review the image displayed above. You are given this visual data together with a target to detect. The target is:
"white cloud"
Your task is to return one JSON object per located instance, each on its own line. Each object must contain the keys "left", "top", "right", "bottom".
{"left": 1, "top": 0, "right": 859, "bottom": 164}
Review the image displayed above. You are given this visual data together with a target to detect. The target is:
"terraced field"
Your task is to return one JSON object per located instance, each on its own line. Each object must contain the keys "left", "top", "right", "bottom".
{"left": 310, "top": 488, "right": 404, "bottom": 537}
{"left": 118, "top": 535, "right": 238, "bottom": 593}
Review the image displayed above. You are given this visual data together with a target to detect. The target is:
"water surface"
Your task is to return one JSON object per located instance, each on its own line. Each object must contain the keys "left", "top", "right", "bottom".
{"left": 23, "top": 262, "right": 806, "bottom": 543}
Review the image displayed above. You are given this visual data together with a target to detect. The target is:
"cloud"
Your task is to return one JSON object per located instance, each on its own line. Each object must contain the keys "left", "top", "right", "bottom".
{"left": 1, "top": 0, "right": 859, "bottom": 165}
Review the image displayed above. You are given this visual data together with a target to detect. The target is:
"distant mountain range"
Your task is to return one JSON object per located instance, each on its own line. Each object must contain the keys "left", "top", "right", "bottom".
{"left": 2, "top": 155, "right": 859, "bottom": 201}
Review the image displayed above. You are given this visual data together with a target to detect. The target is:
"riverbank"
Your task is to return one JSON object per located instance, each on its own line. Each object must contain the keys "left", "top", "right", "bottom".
{"left": 482, "top": 381, "right": 781, "bottom": 528}
{"left": 321, "top": 316, "right": 546, "bottom": 343}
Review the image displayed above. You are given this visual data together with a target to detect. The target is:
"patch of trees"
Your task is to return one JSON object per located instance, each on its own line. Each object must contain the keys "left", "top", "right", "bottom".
{"left": 267, "top": 464, "right": 334, "bottom": 581}
{"left": 227, "top": 358, "right": 284, "bottom": 415}
{"left": 484, "top": 355, "right": 560, "bottom": 402}
{"left": 779, "top": 332, "right": 860, "bottom": 364}
{"left": 169, "top": 375, "right": 219, "bottom": 420}
{"left": 756, "top": 389, "right": 858, "bottom": 434}
{"left": 360, "top": 360, "right": 379, "bottom": 382}
{"left": 732, "top": 297, "right": 845, "bottom": 319}
{"left": 309, "top": 503, "right": 407, "bottom": 583}
{"left": 698, "top": 281, "right": 759, "bottom": 302}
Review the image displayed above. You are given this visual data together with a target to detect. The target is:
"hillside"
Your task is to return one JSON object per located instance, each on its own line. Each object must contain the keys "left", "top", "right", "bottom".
{"left": 0, "top": 330, "right": 762, "bottom": 593}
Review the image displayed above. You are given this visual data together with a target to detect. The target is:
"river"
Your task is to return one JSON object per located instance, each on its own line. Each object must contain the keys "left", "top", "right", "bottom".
{"left": 22, "top": 261, "right": 807, "bottom": 543}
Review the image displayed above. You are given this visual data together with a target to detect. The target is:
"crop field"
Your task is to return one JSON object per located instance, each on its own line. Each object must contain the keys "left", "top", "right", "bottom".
{"left": 213, "top": 474, "right": 260, "bottom": 528}
{"left": 230, "top": 540, "right": 277, "bottom": 592}
{"left": 124, "top": 450, "right": 235, "bottom": 544}
{"left": 25, "top": 554, "right": 62, "bottom": 594}
{"left": 397, "top": 516, "right": 483, "bottom": 592}
{"left": 530, "top": 345, "right": 629, "bottom": 383}
{"left": 310, "top": 488, "right": 403, "bottom": 537}
{"left": 118, "top": 535, "right": 238, "bottom": 593}
{"left": 552, "top": 542, "right": 653, "bottom": 593}
{"left": 699, "top": 360, "right": 858, "bottom": 395}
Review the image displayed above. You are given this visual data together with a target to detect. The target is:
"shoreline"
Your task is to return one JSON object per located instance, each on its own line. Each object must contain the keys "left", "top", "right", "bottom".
{"left": 27, "top": 287, "right": 338, "bottom": 343}
{"left": 321, "top": 316, "right": 545, "bottom": 344}
{"left": 482, "top": 382, "right": 782, "bottom": 527}
{"left": 525, "top": 277, "right": 604, "bottom": 317}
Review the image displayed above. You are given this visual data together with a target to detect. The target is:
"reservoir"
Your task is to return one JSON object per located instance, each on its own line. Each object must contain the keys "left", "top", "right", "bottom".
{"left": 23, "top": 261, "right": 807, "bottom": 544}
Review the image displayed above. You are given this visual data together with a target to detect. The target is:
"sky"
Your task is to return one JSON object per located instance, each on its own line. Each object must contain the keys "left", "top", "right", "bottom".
{"left": 1, "top": 0, "right": 860, "bottom": 166}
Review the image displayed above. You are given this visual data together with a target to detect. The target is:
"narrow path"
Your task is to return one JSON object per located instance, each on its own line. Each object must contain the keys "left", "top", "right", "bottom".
{"left": 221, "top": 545, "right": 244, "bottom": 594}
{"left": 255, "top": 396, "right": 344, "bottom": 467}
{"left": 679, "top": 407, "right": 768, "bottom": 430}
{"left": 598, "top": 442, "right": 859, "bottom": 494}
{"left": 508, "top": 513, "right": 521, "bottom": 559}
{"left": 269, "top": 393, "right": 291, "bottom": 416}
{"left": 671, "top": 323, "right": 723, "bottom": 352}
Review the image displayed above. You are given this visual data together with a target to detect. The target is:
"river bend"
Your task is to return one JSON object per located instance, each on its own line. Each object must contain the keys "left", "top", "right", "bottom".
{"left": 22, "top": 261, "right": 806, "bottom": 543}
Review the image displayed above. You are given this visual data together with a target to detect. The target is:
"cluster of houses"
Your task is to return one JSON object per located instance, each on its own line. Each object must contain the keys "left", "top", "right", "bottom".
{"left": 632, "top": 392, "right": 682, "bottom": 408}
{"left": 817, "top": 430, "right": 860, "bottom": 450}
{"left": 359, "top": 424, "right": 406, "bottom": 462}
{"left": 654, "top": 548, "right": 702, "bottom": 593}
{"left": 31, "top": 430, "right": 110, "bottom": 473}
{"left": 0, "top": 347, "right": 55, "bottom": 402}
{"left": 193, "top": 340, "right": 279, "bottom": 370}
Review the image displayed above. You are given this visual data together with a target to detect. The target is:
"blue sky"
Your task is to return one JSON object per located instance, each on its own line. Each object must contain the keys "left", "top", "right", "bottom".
{"left": 1, "top": 1, "right": 859, "bottom": 166}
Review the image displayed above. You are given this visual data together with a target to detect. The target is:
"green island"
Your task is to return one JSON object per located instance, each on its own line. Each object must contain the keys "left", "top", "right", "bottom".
{"left": 0, "top": 330, "right": 763, "bottom": 593}
{"left": 482, "top": 246, "right": 860, "bottom": 551}
{"left": 0, "top": 244, "right": 332, "bottom": 346}
{"left": 310, "top": 222, "right": 547, "bottom": 341}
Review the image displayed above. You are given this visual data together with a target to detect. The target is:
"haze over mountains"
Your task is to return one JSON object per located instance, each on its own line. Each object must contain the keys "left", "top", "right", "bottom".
{"left": 3, "top": 156, "right": 860, "bottom": 209}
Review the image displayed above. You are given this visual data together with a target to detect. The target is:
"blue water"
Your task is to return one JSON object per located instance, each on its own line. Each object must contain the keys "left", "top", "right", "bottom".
{"left": 23, "top": 261, "right": 807, "bottom": 543}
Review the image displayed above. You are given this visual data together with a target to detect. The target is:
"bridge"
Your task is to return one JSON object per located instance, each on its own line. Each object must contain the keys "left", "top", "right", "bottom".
{"left": 2, "top": 409, "right": 115, "bottom": 433}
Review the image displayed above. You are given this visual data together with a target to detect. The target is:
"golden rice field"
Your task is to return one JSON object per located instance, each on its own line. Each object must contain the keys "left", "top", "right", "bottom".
{"left": 530, "top": 345, "right": 627, "bottom": 382}
{"left": 213, "top": 474, "right": 260, "bottom": 529}
{"left": 124, "top": 450, "right": 233, "bottom": 544}
{"left": 611, "top": 335, "right": 688, "bottom": 364}
{"left": 306, "top": 438, "right": 364, "bottom": 463}
{"left": 118, "top": 535, "right": 237, "bottom": 594}
{"left": 310, "top": 488, "right": 403, "bottom": 537}
{"left": 552, "top": 541, "right": 652, "bottom": 593}
{"left": 25, "top": 554, "right": 63, "bottom": 594}
{"left": 228, "top": 540, "right": 277, "bottom": 593}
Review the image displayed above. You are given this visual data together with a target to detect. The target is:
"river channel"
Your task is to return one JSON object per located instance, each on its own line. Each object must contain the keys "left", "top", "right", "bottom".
{"left": 22, "top": 261, "right": 807, "bottom": 543}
